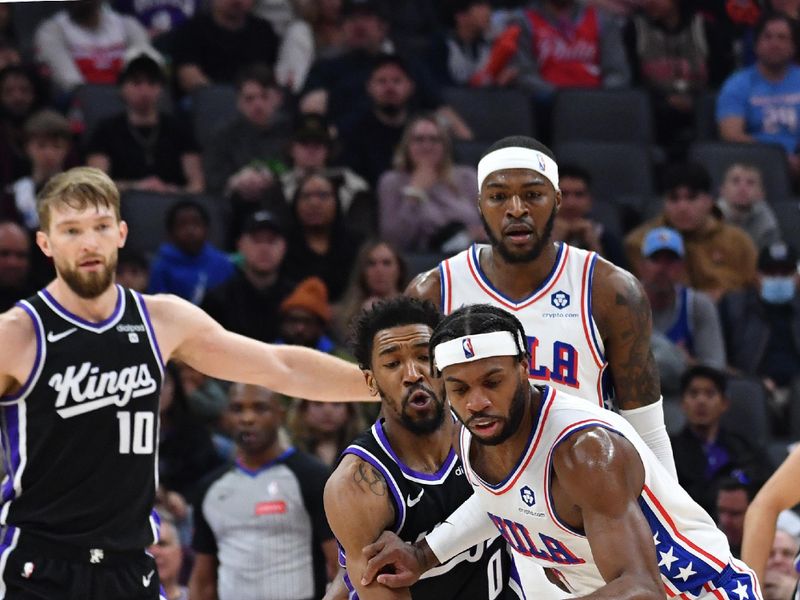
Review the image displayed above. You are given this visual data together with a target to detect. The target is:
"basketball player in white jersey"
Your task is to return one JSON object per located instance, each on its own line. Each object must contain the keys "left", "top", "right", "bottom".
{"left": 406, "top": 136, "right": 676, "bottom": 478}
{"left": 360, "top": 305, "right": 762, "bottom": 600}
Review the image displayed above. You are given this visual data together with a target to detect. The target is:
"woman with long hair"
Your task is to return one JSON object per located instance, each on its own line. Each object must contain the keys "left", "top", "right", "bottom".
{"left": 286, "top": 400, "right": 366, "bottom": 467}
{"left": 333, "top": 239, "right": 407, "bottom": 342}
{"left": 284, "top": 171, "right": 364, "bottom": 301}
{"left": 377, "top": 113, "right": 483, "bottom": 253}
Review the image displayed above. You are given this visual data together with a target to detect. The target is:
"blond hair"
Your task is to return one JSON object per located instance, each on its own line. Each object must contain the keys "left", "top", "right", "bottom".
{"left": 37, "top": 167, "right": 121, "bottom": 232}
{"left": 392, "top": 113, "right": 455, "bottom": 180}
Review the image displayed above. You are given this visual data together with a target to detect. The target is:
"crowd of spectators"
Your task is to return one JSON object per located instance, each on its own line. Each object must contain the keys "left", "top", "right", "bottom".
{"left": 2, "top": 0, "right": 800, "bottom": 598}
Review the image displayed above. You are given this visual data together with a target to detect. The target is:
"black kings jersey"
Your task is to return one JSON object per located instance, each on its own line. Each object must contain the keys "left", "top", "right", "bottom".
{"left": 0, "top": 285, "right": 163, "bottom": 551}
{"left": 341, "top": 419, "right": 522, "bottom": 600}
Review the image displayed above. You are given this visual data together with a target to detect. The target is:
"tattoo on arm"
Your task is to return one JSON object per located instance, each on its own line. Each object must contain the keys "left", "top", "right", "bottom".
{"left": 611, "top": 282, "right": 660, "bottom": 410}
{"left": 353, "top": 462, "right": 388, "bottom": 497}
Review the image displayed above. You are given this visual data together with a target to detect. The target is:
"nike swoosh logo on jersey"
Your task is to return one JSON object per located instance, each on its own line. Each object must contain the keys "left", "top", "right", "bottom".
{"left": 47, "top": 328, "right": 78, "bottom": 343}
{"left": 407, "top": 489, "right": 424, "bottom": 507}
{"left": 142, "top": 570, "right": 154, "bottom": 587}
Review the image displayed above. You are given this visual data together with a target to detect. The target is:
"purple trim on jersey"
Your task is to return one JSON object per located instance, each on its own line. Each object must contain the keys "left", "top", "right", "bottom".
{"left": 0, "top": 405, "right": 19, "bottom": 503}
{"left": 585, "top": 254, "right": 605, "bottom": 363}
{"left": 134, "top": 292, "right": 165, "bottom": 369}
{"left": 343, "top": 447, "right": 406, "bottom": 533}
{"left": 545, "top": 421, "right": 623, "bottom": 537}
{"left": 374, "top": 420, "right": 457, "bottom": 482}
{"left": 437, "top": 261, "right": 447, "bottom": 313}
{"left": 1, "top": 303, "right": 43, "bottom": 402}
{"left": 509, "top": 557, "right": 527, "bottom": 600}
{"left": 470, "top": 242, "right": 565, "bottom": 306}
{"left": 476, "top": 386, "right": 549, "bottom": 491}
{"left": 235, "top": 447, "right": 296, "bottom": 477}
{"left": 40, "top": 285, "right": 123, "bottom": 330}
{"left": 343, "top": 570, "right": 359, "bottom": 600}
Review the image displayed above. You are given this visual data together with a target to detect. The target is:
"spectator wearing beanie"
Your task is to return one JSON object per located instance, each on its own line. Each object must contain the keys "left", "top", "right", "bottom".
{"left": 276, "top": 277, "right": 352, "bottom": 359}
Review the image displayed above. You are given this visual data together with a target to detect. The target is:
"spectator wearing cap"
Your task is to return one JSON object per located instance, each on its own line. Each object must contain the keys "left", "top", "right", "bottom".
{"left": 625, "top": 162, "right": 758, "bottom": 302}
{"left": 276, "top": 276, "right": 351, "bottom": 359}
{"left": 280, "top": 113, "right": 374, "bottom": 237}
{"left": 719, "top": 242, "right": 800, "bottom": 432}
{"left": 671, "top": 365, "right": 773, "bottom": 518}
{"left": 300, "top": 0, "right": 471, "bottom": 140}
{"left": 148, "top": 199, "right": 234, "bottom": 304}
{"left": 87, "top": 50, "right": 204, "bottom": 194}
{"left": 638, "top": 226, "right": 726, "bottom": 370}
{"left": 171, "top": 0, "right": 279, "bottom": 95}
{"left": 202, "top": 210, "right": 296, "bottom": 343}
{"left": 204, "top": 64, "right": 291, "bottom": 245}
{"left": 6, "top": 110, "right": 72, "bottom": 230}
{"left": 33, "top": 0, "right": 153, "bottom": 94}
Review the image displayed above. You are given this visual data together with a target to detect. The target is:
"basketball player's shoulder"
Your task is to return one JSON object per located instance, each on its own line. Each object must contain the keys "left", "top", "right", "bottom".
{"left": 0, "top": 305, "right": 36, "bottom": 352}
{"left": 405, "top": 267, "right": 442, "bottom": 305}
{"left": 324, "top": 453, "right": 395, "bottom": 535}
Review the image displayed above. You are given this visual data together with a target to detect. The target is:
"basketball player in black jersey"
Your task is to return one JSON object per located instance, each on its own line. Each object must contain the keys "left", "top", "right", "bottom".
{"left": 0, "top": 167, "right": 370, "bottom": 600}
{"left": 324, "top": 297, "right": 521, "bottom": 600}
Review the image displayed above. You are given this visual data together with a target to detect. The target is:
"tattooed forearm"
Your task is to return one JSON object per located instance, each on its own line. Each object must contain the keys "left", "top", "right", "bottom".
{"left": 607, "top": 274, "right": 661, "bottom": 410}
{"left": 353, "top": 462, "right": 388, "bottom": 497}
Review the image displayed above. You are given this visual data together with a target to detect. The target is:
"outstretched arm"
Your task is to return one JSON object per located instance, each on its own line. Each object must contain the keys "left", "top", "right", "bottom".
{"left": 742, "top": 444, "right": 800, "bottom": 583}
{"left": 592, "top": 261, "right": 676, "bottom": 478}
{"left": 147, "top": 294, "right": 372, "bottom": 401}
{"left": 554, "top": 427, "right": 663, "bottom": 600}
{"left": 324, "top": 455, "right": 410, "bottom": 600}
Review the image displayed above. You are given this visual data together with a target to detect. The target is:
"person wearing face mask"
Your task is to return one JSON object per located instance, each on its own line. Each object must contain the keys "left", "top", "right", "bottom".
{"left": 719, "top": 241, "right": 800, "bottom": 433}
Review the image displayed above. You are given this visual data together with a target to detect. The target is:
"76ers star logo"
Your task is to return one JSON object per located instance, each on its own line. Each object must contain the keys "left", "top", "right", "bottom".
{"left": 462, "top": 338, "right": 475, "bottom": 358}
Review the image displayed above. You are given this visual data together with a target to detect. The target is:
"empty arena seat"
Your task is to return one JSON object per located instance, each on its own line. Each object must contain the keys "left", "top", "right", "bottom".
{"left": 772, "top": 201, "right": 800, "bottom": 248}
{"left": 442, "top": 87, "right": 535, "bottom": 140}
{"left": 552, "top": 89, "right": 654, "bottom": 145}
{"left": 192, "top": 84, "right": 238, "bottom": 148}
{"left": 722, "top": 377, "right": 771, "bottom": 447}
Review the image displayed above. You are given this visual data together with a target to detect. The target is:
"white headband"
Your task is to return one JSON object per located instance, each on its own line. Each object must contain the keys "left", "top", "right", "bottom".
{"left": 477, "top": 146, "right": 560, "bottom": 191}
{"left": 434, "top": 331, "right": 522, "bottom": 371}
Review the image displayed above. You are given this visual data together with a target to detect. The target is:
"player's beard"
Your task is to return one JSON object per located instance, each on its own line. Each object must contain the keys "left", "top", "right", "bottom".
{"left": 463, "top": 377, "right": 528, "bottom": 446}
{"left": 382, "top": 383, "right": 446, "bottom": 436}
{"left": 481, "top": 204, "right": 557, "bottom": 264}
{"left": 57, "top": 254, "right": 117, "bottom": 299}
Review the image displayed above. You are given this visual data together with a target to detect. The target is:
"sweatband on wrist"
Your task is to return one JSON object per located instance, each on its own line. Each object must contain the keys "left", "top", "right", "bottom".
{"left": 434, "top": 331, "right": 523, "bottom": 371}
{"left": 619, "top": 397, "right": 678, "bottom": 480}
{"left": 477, "top": 146, "right": 560, "bottom": 191}
{"left": 426, "top": 494, "right": 498, "bottom": 563}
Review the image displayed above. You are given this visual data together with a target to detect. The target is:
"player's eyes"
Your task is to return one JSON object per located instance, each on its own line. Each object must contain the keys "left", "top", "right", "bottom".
{"left": 383, "top": 361, "right": 399, "bottom": 369}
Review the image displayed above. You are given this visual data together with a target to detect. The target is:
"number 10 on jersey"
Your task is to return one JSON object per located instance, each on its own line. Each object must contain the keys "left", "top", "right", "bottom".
{"left": 116, "top": 411, "right": 155, "bottom": 454}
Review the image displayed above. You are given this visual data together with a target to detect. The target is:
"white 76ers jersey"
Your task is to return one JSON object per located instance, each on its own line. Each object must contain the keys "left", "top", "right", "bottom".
{"left": 461, "top": 387, "right": 760, "bottom": 600}
{"left": 440, "top": 243, "right": 611, "bottom": 407}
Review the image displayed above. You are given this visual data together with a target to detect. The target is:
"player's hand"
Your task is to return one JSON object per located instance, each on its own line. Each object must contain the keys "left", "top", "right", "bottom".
{"left": 361, "top": 531, "right": 425, "bottom": 588}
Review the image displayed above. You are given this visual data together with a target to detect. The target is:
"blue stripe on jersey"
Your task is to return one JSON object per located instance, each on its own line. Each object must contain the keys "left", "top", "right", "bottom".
{"left": 438, "top": 261, "right": 447, "bottom": 314}
{"left": 1, "top": 302, "right": 44, "bottom": 403}
{"left": 638, "top": 497, "right": 722, "bottom": 596}
{"left": 0, "top": 404, "right": 19, "bottom": 504}
{"left": 39, "top": 285, "right": 124, "bottom": 331}
{"left": 585, "top": 254, "right": 605, "bottom": 363}
{"left": 133, "top": 292, "right": 165, "bottom": 369}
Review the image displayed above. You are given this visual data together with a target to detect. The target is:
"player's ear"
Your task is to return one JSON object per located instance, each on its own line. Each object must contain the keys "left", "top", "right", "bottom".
{"left": 554, "top": 188, "right": 562, "bottom": 212}
{"left": 118, "top": 219, "right": 129, "bottom": 248}
{"left": 364, "top": 370, "right": 379, "bottom": 397}
{"left": 36, "top": 230, "right": 52, "bottom": 258}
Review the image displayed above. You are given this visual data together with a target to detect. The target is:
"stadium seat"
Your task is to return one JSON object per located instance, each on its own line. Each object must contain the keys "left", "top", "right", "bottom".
{"left": 588, "top": 197, "right": 623, "bottom": 237}
{"left": 555, "top": 141, "right": 655, "bottom": 205}
{"left": 120, "top": 191, "right": 229, "bottom": 259}
{"left": 552, "top": 89, "right": 654, "bottom": 145}
{"left": 453, "top": 140, "right": 488, "bottom": 166}
{"left": 192, "top": 84, "right": 238, "bottom": 148}
{"left": 662, "top": 398, "right": 686, "bottom": 436}
{"left": 75, "top": 84, "right": 125, "bottom": 139}
{"left": 694, "top": 91, "right": 718, "bottom": 141}
{"left": 442, "top": 87, "right": 535, "bottom": 141}
{"left": 771, "top": 201, "right": 800, "bottom": 248}
{"left": 11, "top": 2, "right": 63, "bottom": 60}
{"left": 689, "top": 141, "right": 792, "bottom": 204}
{"left": 722, "top": 377, "right": 771, "bottom": 447}
{"left": 402, "top": 252, "right": 449, "bottom": 280}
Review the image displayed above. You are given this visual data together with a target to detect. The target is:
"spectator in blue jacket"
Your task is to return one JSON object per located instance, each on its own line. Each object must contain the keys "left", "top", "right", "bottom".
{"left": 148, "top": 199, "right": 234, "bottom": 303}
